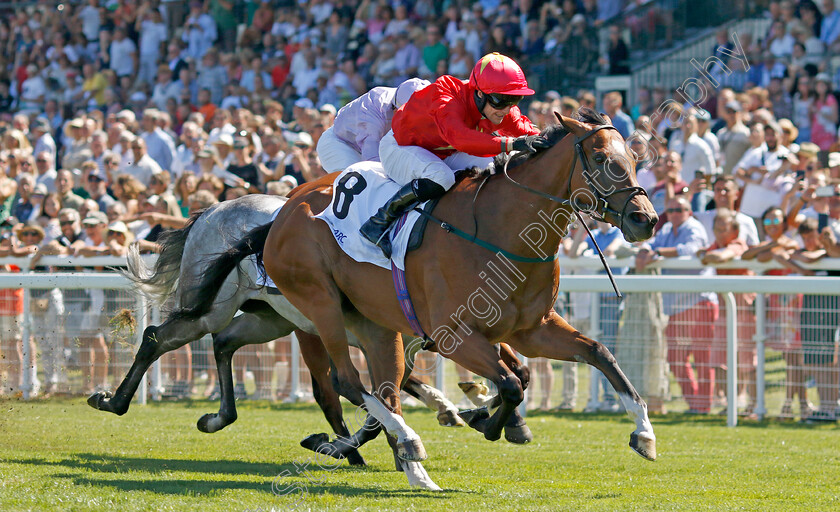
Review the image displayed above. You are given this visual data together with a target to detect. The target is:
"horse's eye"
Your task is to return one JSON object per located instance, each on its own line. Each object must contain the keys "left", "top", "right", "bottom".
{"left": 594, "top": 154, "right": 606, "bottom": 164}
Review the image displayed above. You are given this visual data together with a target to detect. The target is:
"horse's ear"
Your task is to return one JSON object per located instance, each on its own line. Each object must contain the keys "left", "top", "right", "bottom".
{"left": 554, "top": 112, "right": 577, "bottom": 133}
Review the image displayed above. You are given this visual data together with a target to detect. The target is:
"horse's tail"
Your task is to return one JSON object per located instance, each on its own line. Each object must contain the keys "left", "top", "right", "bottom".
{"left": 123, "top": 209, "right": 204, "bottom": 306}
{"left": 172, "top": 221, "right": 274, "bottom": 321}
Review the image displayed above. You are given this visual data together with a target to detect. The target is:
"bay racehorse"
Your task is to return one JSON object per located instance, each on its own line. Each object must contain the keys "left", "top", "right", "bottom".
{"left": 87, "top": 195, "right": 496, "bottom": 486}
{"left": 179, "top": 109, "right": 659, "bottom": 488}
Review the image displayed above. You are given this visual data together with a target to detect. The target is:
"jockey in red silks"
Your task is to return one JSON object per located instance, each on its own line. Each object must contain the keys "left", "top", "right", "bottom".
{"left": 360, "top": 52, "right": 549, "bottom": 257}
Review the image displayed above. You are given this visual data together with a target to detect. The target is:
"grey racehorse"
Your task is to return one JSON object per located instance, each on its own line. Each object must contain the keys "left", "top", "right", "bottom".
{"left": 87, "top": 194, "right": 477, "bottom": 488}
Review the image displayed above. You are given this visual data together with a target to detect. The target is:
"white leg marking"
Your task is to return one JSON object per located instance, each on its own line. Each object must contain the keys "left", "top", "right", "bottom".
{"left": 462, "top": 382, "right": 494, "bottom": 408}
{"left": 400, "top": 460, "right": 442, "bottom": 491}
{"left": 362, "top": 393, "right": 419, "bottom": 443}
{"left": 618, "top": 393, "right": 655, "bottom": 440}
{"left": 417, "top": 383, "right": 459, "bottom": 415}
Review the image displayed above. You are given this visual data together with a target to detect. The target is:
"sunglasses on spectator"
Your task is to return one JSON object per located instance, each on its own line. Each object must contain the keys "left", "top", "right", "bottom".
{"left": 763, "top": 217, "right": 783, "bottom": 226}
{"left": 36, "top": 158, "right": 48, "bottom": 163}
{"left": 88, "top": 175, "right": 103, "bottom": 182}
{"left": 485, "top": 93, "right": 523, "bottom": 110}
{"left": 666, "top": 207, "right": 689, "bottom": 213}
{"left": 19, "top": 231, "right": 40, "bottom": 237}
{"left": 108, "top": 230, "right": 124, "bottom": 236}
{"left": 59, "top": 220, "right": 75, "bottom": 226}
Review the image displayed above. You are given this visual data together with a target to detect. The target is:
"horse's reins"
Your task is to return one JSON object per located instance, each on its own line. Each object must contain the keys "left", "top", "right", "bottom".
{"left": 422, "top": 124, "right": 646, "bottom": 298}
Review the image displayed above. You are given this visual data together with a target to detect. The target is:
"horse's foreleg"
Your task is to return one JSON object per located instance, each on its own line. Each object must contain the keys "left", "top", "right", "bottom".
{"left": 404, "top": 376, "right": 465, "bottom": 427}
{"left": 296, "top": 329, "right": 367, "bottom": 466}
{"left": 498, "top": 342, "right": 532, "bottom": 444}
{"left": 88, "top": 314, "right": 214, "bottom": 415}
{"left": 439, "top": 330, "right": 523, "bottom": 443}
{"left": 508, "top": 310, "right": 656, "bottom": 461}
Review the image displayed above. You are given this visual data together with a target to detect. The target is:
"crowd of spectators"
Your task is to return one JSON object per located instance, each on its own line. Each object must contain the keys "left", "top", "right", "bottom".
{"left": 0, "top": 0, "right": 839, "bottom": 420}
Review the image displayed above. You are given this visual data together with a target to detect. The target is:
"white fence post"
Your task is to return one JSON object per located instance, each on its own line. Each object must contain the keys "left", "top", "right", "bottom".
{"left": 586, "top": 293, "right": 602, "bottom": 412}
{"left": 435, "top": 354, "right": 446, "bottom": 398}
{"left": 21, "top": 271, "right": 32, "bottom": 400}
{"left": 723, "top": 293, "right": 738, "bottom": 428}
{"left": 754, "top": 293, "right": 766, "bottom": 419}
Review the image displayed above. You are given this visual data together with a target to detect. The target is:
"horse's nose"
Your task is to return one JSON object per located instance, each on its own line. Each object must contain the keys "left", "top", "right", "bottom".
{"left": 627, "top": 211, "right": 657, "bottom": 239}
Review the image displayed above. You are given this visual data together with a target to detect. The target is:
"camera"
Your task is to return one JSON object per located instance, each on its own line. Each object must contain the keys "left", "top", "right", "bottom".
{"left": 815, "top": 185, "right": 839, "bottom": 198}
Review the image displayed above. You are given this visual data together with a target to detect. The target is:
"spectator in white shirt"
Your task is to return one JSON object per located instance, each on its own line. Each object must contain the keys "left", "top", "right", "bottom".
{"left": 31, "top": 118, "right": 56, "bottom": 158}
{"left": 109, "top": 27, "right": 138, "bottom": 78}
{"left": 124, "top": 137, "right": 163, "bottom": 186}
{"left": 734, "top": 122, "right": 797, "bottom": 224}
{"left": 669, "top": 112, "right": 716, "bottom": 182}
{"left": 182, "top": 1, "right": 217, "bottom": 60}
{"left": 140, "top": 110, "right": 177, "bottom": 171}
{"left": 693, "top": 175, "right": 759, "bottom": 245}
{"left": 136, "top": 6, "right": 169, "bottom": 84}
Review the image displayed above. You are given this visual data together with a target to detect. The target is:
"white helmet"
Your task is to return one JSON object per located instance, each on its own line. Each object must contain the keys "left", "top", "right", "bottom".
{"left": 394, "top": 78, "right": 431, "bottom": 109}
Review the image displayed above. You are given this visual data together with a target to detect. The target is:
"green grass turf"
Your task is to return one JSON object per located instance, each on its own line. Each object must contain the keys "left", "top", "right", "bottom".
{"left": 0, "top": 398, "right": 838, "bottom": 511}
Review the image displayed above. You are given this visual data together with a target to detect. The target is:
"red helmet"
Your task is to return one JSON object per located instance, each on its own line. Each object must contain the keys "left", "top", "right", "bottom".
{"left": 469, "top": 53, "right": 535, "bottom": 95}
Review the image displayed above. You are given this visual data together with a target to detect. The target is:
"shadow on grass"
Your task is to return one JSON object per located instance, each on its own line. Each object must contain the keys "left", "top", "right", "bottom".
{"left": 5, "top": 453, "right": 378, "bottom": 478}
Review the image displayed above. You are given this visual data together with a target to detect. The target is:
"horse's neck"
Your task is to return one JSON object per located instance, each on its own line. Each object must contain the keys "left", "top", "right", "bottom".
{"left": 484, "top": 142, "right": 576, "bottom": 260}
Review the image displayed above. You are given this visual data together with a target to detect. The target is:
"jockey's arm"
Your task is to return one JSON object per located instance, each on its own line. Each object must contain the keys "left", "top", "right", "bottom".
{"left": 433, "top": 97, "right": 516, "bottom": 157}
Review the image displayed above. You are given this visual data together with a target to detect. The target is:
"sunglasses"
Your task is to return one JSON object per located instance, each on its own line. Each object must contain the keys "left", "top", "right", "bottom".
{"left": 87, "top": 175, "right": 103, "bottom": 182}
{"left": 59, "top": 220, "right": 75, "bottom": 226}
{"left": 36, "top": 158, "right": 48, "bottom": 163}
{"left": 485, "top": 93, "right": 523, "bottom": 110}
{"left": 19, "top": 231, "right": 40, "bottom": 237}
{"left": 763, "top": 217, "right": 783, "bottom": 226}
{"left": 108, "top": 230, "right": 124, "bottom": 235}
{"left": 666, "top": 208, "right": 689, "bottom": 213}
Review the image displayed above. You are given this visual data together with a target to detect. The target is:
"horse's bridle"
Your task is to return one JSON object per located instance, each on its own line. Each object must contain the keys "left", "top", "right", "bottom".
{"left": 501, "top": 124, "right": 648, "bottom": 232}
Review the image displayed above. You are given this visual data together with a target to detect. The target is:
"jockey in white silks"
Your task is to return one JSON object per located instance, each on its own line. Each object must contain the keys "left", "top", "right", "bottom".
{"left": 316, "top": 78, "right": 431, "bottom": 173}
{"left": 360, "top": 53, "right": 548, "bottom": 257}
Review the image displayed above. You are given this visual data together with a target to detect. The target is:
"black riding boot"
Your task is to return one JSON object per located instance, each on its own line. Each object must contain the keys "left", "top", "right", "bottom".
{"left": 360, "top": 178, "right": 445, "bottom": 258}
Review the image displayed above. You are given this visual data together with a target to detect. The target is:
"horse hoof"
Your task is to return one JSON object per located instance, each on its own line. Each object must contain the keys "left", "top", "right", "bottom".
{"left": 346, "top": 451, "right": 367, "bottom": 467}
{"left": 300, "top": 433, "right": 331, "bottom": 453}
{"left": 483, "top": 428, "right": 502, "bottom": 442}
{"left": 457, "top": 406, "right": 490, "bottom": 431}
{"left": 197, "top": 413, "right": 227, "bottom": 433}
{"left": 504, "top": 424, "right": 533, "bottom": 444}
{"left": 396, "top": 439, "right": 428, "bottom": 462}
{"left": 87, "top": 391, "right": 111, "bottom": 410}
{"left": 629, "top": 432, "right": 657, "bottom": 461}
{"left": 437, "top": 409, "right": 466, "bottom": 427}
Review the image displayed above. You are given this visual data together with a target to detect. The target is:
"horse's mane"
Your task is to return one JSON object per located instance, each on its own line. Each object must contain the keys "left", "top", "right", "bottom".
{"left": 453, "top": 107, "right": 609, "bottom": 183}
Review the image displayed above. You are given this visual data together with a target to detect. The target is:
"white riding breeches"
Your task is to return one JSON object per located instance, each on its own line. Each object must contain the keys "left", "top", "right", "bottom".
{"left": 317, "top": 126, "right": 363, "bottom": 173}
{"left": 379, "top": 130, "right": 493, "bottom": 191}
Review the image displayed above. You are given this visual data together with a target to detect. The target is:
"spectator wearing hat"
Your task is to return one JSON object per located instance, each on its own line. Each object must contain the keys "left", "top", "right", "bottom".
{"left": 84, "top": 166, "right": 117, "bottom": 213}
{"left": 61, "top": 119, "right": 93, "bottom": 171}
{"left": 123, "top": 137, "right": 163, "bottom": 187}
{"left": 810, "top": 73, "right": 838, "bottom": 151}
{"left": 212, "top": 134, "right": 235, "bottom": 168}
{"left": 280, "top": 131, "right": 317, "bottom": 184}
{"left": 695, "top": 109, "right": 721, "bottom": 170}
{"left": 717, "top": 100, "right": 753, "bottom": 175}
{"left": 68, "top": 210, "right": 110, "bottom": 394}
{"left": 735, "top": 122, "right": 797, "bottom": 230}
{"left": 226, "top": 138, "right": 260, "bottom": 192}
{"left": 31, "top": 119, "right": 56, "bottom": 160}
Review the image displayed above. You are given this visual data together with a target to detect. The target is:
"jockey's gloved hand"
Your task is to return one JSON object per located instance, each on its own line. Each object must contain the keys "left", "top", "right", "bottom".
{"left": 509, "top": 135, "right": 550, "bottom": 153}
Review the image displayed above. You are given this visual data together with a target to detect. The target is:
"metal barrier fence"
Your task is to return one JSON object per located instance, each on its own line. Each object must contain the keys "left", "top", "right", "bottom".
{"left": 2, "top": 255, "right": 840, "bottom": 429}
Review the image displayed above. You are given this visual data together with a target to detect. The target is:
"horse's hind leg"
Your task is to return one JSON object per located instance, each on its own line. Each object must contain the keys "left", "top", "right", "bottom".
{"left": 508, "top": 310, "right": 656, "bottom": 461}
{"left": 197, "top": 307, "right": 295, "bottom": 433}
{"left": 296, "top": 329, "right": 367, "bottom": 466}
{"left": 88, "top": 312, "right": 225, "bottom": 416}
{"left": 403, "top": 376, "right": 465, "bottom": 427}
{"left": 498, "top": 343, "right": 532, "bottom": 444}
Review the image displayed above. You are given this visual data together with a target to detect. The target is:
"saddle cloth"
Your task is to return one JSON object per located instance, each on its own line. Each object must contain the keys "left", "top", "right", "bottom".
{"left": 314, "top": 162, "right": 427, "bottom": 271}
